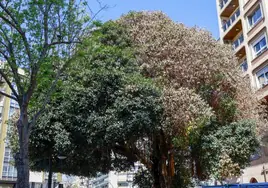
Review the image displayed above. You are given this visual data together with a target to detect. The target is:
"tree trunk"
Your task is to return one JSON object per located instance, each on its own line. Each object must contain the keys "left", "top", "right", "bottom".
{"left": 48, "top": 157, "right": 53, "bottom": 188}
{"left": 152, "top": 154, "right": 161, "bottom": 188}
{"left": 15, "top": 107, "right": 30, "bottom": 188}
{"left": 151, "top": 132, "right": 173, "bottom": 188}
{"left": 152, "top": 154, "right": 173, "bottom": 188}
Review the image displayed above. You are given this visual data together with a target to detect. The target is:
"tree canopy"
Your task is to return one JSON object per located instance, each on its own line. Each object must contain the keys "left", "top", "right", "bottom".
{"left": 0, "top": 0, "right": 106, "bottom": 187}
{"left": 8, "top": 11, "right": 265, "bottom": 188}
{"left": 28, "top": 20, "right": 162, "bottom": 177}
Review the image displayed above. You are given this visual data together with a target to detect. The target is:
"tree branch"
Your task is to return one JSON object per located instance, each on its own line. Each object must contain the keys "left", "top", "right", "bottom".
{"left": 6, "top": 42, "right": 24, "bottom": 95}
{"left": 29, "top": 56, "right": 73, "bottom": 129}
{"left": 79, "top": 3, "right": 109, "bottom": 39}
{"left": 26, "top": 2, "right": 54, "bottom": 102}
{"left": 0, "top": 48, "right": 9, "bottom": 61}
{"left": 0, "top": 40, "right": 8, "bottom": 49}
{"left": 130, "top": 142, "right": 152, "bottom": 170}
{"left": 0, "top": 11, "right": 21, "bottom": 34}
{"left": 0, "top": 90, "right": 17, "bottom": 101}
{"left": 48, "top": 40, "right": 81, "bottom": 47}
{"left": 0, "top": 3, "right": 21, "bottom": 30}
{"left": 113, "top": 143, "right": 152, "bottom": 170}
{"left": 0, "top": 61, "right": 19, "bottom": 101}
{"left": 0, "top": 29, "right": 24, "bottom": 96}
{"left": 0, "top": 3, "right": 33, "bottom": 64}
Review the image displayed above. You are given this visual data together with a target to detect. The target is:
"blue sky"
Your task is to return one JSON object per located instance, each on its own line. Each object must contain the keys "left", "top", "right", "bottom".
{"left": 91, "top": 1, "right": 220, "bottom": 39}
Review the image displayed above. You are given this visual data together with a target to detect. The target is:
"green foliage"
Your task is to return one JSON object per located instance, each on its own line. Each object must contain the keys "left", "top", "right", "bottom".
{"left": 172, "top": 151, "right": 194, "bottom": 188}
{"left": 191, "top": 120, "right": 259, "bottom": 181}
{"left": 133, "top": 168, "right": 154, "bottom": 188}
{"left": 6, "top": 112, "right": 20, "bottom": 158}
{"left": 29, "top": 21, "right": 162, "bottom": 176}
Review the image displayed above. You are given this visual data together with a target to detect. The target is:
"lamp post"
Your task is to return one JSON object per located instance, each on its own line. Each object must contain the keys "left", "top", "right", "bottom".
{"left": 262, "top": 136, "right": 268, "bottom": 183}
{"left": 48, "top": 156, "right": 53, "bottom": 188}
{"left": 262, "top": 165, "right": 267, "bottom": 182}
{"left": 57, "top": 155, "right": 67, "bottom": 188}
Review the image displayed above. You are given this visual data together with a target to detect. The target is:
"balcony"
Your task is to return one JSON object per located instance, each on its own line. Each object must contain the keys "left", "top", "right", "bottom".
{"left": 232, "top": 32, "right": 245, "bottom": 57}
{"left": 232, "top": 33, "right": 244, "bottom": 50}
{"left": 223, "top": 18, "right": 242, "bottom": 41}
{"left": 236, "top": 44, "right": 246, "bottom": 59}
{"left": 222, "top": 8, "right": 240, "bottom": 32}
{"left": 220, "top": 0, "right": 239, "bottom": 17}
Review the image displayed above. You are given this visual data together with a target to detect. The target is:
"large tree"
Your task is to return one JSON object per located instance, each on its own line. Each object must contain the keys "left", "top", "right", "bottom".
{"left": 118, "top": 12, "right": 265, "bottom": 187}
{"left": 0, "top": 0, "right": 106, "bottom": 187}
{"left": 9, "top": 12, "right": 265, "bottom": 188}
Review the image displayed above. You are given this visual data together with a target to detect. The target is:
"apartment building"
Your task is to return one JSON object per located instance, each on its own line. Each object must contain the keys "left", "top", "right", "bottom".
{"left": 216, "top": 0, "right": 268, "bottom": 184}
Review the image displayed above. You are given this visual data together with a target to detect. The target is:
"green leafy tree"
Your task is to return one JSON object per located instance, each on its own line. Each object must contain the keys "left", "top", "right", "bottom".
{"left": 31, "top": 21, "right": 162, "bottom": 177}
{"left": 0, "top": 0, "right": 107, "bottom": 187}
{"left": 190, "top": 120, "right": 259, "bottom": 183}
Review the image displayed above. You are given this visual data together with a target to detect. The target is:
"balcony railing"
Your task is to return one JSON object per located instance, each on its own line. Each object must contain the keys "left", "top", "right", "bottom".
{"left": 232, "top": 33, "right": 244, "bottom": 50}
{"left": 220, "top": 0, "right": 229, "bottom": 9}
{"left": 222, "top": 8, "right": 240, "bottom": 32}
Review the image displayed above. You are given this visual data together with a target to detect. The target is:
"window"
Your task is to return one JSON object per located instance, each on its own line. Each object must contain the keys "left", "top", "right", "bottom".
{"left": 118, "top": 182, "right": 128, "bottom": 187}
{"left": 220, "top": 0, "right": 228, "bottom": 9}
{"left": 240, "top": 59, "right": 248, "bottom": 72}
{"left": 256, "top": 66, "right": 268, "bottom": 88}
{"left": 252, "top": 35, "right": 267, "bottom": 57}
{"left": 248, "top": 5, "right": 262, "bottom": 27}
{"left": 233, "top": 33, "right": 244, "bottom": 50}
{"left": 2, "top": 147, "right": 17, "bottom": 179}
{"left": 30, "top": 182, "right": 42, "bottom": 188}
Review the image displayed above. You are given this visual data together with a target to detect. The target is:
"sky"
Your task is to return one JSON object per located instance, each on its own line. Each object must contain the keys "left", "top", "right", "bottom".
{"left": 90, "top": 0, "right": 220, "bottom": 39}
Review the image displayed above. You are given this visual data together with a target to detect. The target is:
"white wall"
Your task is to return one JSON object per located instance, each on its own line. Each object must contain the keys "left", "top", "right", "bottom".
{"left": 29, "top": 172, "right": 43, "bottom": 183}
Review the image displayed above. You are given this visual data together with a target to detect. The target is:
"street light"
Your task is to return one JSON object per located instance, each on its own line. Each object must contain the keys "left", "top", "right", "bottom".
{"left": 57, "top": 155, "right": 67, "bottom": 160}
{"left": 57, "top": 155, "right": 67, "bottom": 188}
{"left": 262, "top": 166, "right": 267, "bottom": 182}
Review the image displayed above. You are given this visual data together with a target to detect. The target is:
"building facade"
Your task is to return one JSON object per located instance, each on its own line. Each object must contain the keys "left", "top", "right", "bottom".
{"left": 88, "top": 163, "right": 141, "bottom": 188}
{"left": 216, "top": 0, "right": 268, "bottom": 183}
{"left": 88, "top": 171, "right": 136, "bottom": 188}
